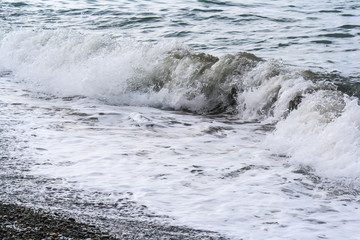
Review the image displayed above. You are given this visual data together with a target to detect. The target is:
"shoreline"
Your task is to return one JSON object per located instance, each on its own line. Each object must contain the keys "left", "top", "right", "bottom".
{"left": 0, "top": 202, "right": 116, "bottom": 239}
{"left": 0, "top": 201, "right": 227, "bottom": 240}
{"left": 0, "top": 157, "right": 226, "bottom": 239}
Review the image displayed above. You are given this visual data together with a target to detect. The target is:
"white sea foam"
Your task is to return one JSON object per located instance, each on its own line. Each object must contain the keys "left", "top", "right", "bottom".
{"left": 236, "top": 61, "right": 316, "bottom": 121}
{"left": 267, "top": 91, "right": 360, "bottom": 179}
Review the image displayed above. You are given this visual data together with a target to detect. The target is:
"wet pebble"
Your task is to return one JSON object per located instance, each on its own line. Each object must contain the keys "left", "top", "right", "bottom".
{"left": 0, "top": 203, "right": 117, "bottom": 240}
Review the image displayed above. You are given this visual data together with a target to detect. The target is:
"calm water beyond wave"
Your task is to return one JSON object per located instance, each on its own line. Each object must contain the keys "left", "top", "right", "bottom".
{"left": 1, "top": 0, "right": 360, "bottom": 239}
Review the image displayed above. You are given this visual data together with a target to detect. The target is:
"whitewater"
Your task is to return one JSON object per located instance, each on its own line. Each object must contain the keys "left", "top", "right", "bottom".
{"left": 1, "top": 0, "right": 360, "bottom": 239}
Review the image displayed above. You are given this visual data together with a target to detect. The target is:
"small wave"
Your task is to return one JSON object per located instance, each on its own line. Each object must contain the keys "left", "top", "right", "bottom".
{"left": 197, "top": 0, "right": 236, "bottom": 7}
{"left": 338, "top": 24, "right": 360, "bottom": 29}
{"left": 311, "top": 40, "right": 333, "bottom": 44}
{"left": 8, "top": 2, "right": 29, "bottom": 7}
{"left": 319, "top": 33, "right": 355, "bottom": 38}
{"left": 319, "top": 10, "right": 342, "bottom": 13}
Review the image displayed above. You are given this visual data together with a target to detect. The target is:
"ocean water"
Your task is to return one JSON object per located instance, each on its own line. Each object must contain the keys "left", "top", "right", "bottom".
{"left": 1, "top": 0, "right": 360, "bottom": 239}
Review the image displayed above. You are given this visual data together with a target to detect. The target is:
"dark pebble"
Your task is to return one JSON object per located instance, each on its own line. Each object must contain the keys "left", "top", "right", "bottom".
{"left": 0, "top": 200, "right": 227, "bottom": 239}
{"left": 0, "top": 203, "right": 117, "bottom": 240}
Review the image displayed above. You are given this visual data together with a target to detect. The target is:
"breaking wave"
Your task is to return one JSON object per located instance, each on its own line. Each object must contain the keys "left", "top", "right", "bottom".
{"left": 0, "top": 29, "right": 317, "bottom": 117}
{"left": 1, "top": 29, "right": 360, "bottom": 180}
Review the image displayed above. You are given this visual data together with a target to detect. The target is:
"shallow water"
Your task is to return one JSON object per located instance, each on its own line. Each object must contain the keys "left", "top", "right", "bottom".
{"left": 1, "top": 0, "right": 360, "bottom": 239}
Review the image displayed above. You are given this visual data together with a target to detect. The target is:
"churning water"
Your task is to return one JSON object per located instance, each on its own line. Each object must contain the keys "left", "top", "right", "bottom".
{"left": 1, "top": 0, "right": 360, "bottom": 239}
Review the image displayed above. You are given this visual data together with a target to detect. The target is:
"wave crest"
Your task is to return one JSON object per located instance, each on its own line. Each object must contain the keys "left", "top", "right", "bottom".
{"left": 0, "top": 29, "right": 324, "bottom": 120}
